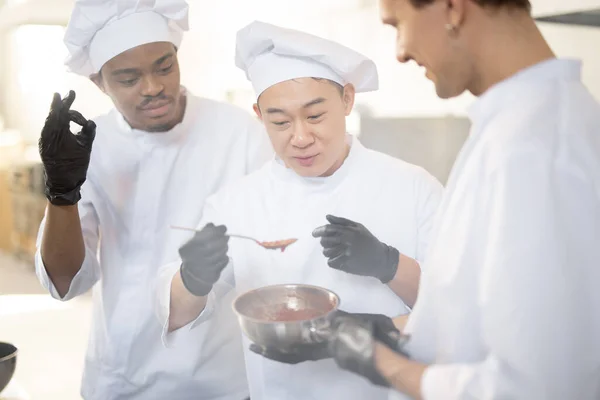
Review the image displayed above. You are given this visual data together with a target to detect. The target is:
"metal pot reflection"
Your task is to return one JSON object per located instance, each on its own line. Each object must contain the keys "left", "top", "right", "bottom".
{"left": 232, "top": 284, "right": 340, "bottom": 352}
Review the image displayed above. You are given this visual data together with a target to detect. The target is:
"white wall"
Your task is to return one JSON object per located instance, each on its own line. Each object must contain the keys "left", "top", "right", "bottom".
{"left": 531, "top": 0, "right": 600, "bottom": 16}
{"left": 538, "top": 22, "right": 600, "bottom": 101}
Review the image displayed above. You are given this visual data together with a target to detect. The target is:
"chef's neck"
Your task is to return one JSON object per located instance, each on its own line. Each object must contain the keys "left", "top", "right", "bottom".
{"left": 467, "top": 10, "right": 556, "bottom": 97}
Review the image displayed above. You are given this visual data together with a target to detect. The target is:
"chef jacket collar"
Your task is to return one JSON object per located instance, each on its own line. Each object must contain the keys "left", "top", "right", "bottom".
{"left": 467, "top": 58, "right": 582, "bottom": 132}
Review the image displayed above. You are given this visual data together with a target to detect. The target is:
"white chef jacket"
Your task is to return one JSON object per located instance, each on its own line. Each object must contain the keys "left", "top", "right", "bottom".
{"left": 34, "top": 90, "right": 273, "bottom": 400}
{"left": 157, "top": 136, "right": 443, "bottom": 400}
{"left": 392, "top": 59, "right": 600, "bottom": 400}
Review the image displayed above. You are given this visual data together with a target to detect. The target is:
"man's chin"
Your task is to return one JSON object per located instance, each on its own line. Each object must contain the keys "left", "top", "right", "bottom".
{"left": 143, "top": 118, "right": 178, "bottom": 133}
{"left": 291, "top": 164, "right": 331, "bottom": 178}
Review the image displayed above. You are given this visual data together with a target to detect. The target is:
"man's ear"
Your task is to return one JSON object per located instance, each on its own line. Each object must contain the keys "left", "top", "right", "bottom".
{"left": 252, "top": 103, "right": 263, "bottom": 121}
{"left": 342, "top": 84, "right": 356, "bottom": 116}
{"left": 447, "top": 0, "right": 466, "bottom": 31}
{"left": 90, "top": 72, "right": 106, "bottom": 93}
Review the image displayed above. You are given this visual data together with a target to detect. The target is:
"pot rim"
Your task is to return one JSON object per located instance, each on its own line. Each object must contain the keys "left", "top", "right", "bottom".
{"left": 0, "top": 342, "right": 18, "bottom": 363}
{"left": 232, "top": 283, "right": 341, "bottom": 324}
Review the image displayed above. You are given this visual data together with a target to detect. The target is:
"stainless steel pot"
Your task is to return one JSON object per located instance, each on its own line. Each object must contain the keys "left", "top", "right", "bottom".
{"left": 232, "top": 284, "right": 340, "bottom": 351}
{"left": 0, "top": 342, "right": 17, "bottom": 394}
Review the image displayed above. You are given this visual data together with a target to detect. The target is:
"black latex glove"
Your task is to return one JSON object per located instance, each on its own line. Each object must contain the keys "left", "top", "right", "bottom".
{"left": 39, "top": 90, "right": 96, "bottom": 206}
{"left": 178, "top": 223, "right": 229, "bottom": 296}
{"left": 329, "top": 316, "right": 392, "bottom": 388}
{"left": 312, "top": 215, "right": 400, "bottom": 283}
{"left": 249, "top": 341, "right": 331, "bottom": 364}
{"left": 333, "top": 310, "right": 403, "bottom": 350}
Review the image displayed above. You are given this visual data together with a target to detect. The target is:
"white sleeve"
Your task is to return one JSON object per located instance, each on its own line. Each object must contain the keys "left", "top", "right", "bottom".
{"left": 421, "top": 152, "right": 600, "bottom": 399}
{"left": 414, "top": 169, "right": 444, "bottom": 264}
{"left": 34, "top": 180, "right": 101, "bottom": 301}
{"left": 244, "top": 117, "right": 273, "bottom": 173}
{"left": 154, "top": 194, "right": 236, "bottom": 346}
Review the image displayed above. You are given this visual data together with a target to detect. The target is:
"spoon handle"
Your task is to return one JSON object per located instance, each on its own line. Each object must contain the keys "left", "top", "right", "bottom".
{"left": 170, "top": 226, "right": 258, "bottom": 243}
{"left": 227, "top": 233, "right": 260, "bottom": 243}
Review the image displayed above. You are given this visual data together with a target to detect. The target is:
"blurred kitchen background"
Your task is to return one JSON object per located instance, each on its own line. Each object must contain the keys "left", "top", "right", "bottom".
{"left": 0, "top": 0, "right": 599, "bottom": 398}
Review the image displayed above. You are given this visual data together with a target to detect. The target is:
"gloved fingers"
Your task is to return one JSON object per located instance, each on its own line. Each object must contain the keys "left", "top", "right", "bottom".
{"left": 322, "top": 244, "right": 347, "bottom": 259}
{"left": 328, "top": 318, "right": 373, "bottom": 369}
{"left": 197, "top": 237, "right": 229, "bottom": 251}
{"left": 49, "top": 92, "right": 63, "bottom": 116}
{"left": 180, "top": 239, "right": 228, "bottom": 263}
{"left": 68, "top": 110, "right": 87, "bottom": 126}
{"left": 329, "top": 313, "right": 360, "bottom": 330}
{"left": 189, "top": 225, "right": 228, "bottom": 245}
{"left": 249, "top": 344, "right": 303, "bottom": 364}
{"left": 373, "top": 325, "right": 403, "bottom": 349}
{"left": 40, "top": 93, "right": 63, "bottom": 142}
{"left": 330, "top": 309, "right": 350, "bottom": 321}
{"left": 325, "top": 214, "right": 357, "bottom": 227}
{"left": 318, "top": 236, "right": 344, "bottom": 249}
{"left": 212, "top": 257, "right": 230, "bottom": 272}
{"left": 327, "top": 253, "right": 349, "bottom": 271}
{"left": 197, "top": 223, "right": 228, "bottom": 239}
{"left": 179, "top": 233, "right": 223, "bottom": 254}
{"left": 312, "top": 223, "right": 339, "bottom": 238}
{"left": 201, "top": 252, "right": 229, "bottom": 268}
{"left": 62, "top": 90, "right": 76, "bottom": 111}
{"left": 77, "top": 120, "right": 97, "bottom": 148}
{"left": 313, "top": 223, "right": 354, "bottom": 238}
{"left": 312, "top": 225, "right": 326, "bottom": 238}
{"left": 249, "top": 343, "right": 264, "bottom": 356}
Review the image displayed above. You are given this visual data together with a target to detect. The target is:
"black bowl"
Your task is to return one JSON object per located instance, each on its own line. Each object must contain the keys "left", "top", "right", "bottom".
{"left": 0, "top": 342, "right": 17, "bottom": 394}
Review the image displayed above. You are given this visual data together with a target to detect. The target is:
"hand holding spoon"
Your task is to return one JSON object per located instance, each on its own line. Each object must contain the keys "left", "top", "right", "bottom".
{"left": 170, "top": 225, "right": 298, "bottom": 252}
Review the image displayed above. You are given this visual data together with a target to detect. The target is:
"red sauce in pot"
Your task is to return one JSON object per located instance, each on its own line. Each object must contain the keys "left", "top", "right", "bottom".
{"left": 272, "top": 308, "right": 324, "bottom": 322}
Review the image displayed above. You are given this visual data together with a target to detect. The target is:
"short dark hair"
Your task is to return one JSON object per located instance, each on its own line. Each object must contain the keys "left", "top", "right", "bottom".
{"left": 409, "top": 0, "right": 531, "bottom": 11}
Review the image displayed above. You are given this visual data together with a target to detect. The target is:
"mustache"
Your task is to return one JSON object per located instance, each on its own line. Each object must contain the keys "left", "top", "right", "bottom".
{"left": 138, "top": 93, "right": 171, "bottom": 109}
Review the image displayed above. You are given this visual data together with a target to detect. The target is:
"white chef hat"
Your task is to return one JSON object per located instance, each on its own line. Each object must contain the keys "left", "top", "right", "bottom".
{"left": 235, "top": 21, "right": 379, "bottom": 99}
{"left": 63, "top": 0, "right": 190, "bottom": 77}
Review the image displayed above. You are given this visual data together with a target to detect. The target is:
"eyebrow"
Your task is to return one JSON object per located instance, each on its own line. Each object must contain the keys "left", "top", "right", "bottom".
{"left": 266, "top": 97, "right": 327, "bottom": 114}
{"left": 110, "top": 53, "right": 175, "bottom": 76}
{"left": 153, "top": 53, "right": 175, "bottom": 66}
{"left": 111, "top": 68, "right": 139, "bottom": 76}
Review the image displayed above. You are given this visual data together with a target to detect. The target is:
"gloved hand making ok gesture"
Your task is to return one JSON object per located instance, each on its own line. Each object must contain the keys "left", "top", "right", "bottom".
{"left": 312, "top": 215, "right": 400, "bottom": 283}
{"left": 38, "top": 90, "right": 96, "bottom": 206}
{"left": 178, "top": 223, "right": 230, "bottom": 297}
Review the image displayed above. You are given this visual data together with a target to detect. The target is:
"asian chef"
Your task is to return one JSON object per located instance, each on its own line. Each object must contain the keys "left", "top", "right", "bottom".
{"left": 155, "top": 21, "right": 443, "bottom": 400}
{"left": 34, "top": 1, "right": 272, "bottom": 399}
{"left": 327, "top": 0, "right": 600, "bottom": 399}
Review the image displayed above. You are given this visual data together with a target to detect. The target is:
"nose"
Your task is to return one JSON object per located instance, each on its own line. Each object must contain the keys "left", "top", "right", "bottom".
{"left": 290, "top": 122, "right": 315, "bottom": 148}
{"left": 139, "top": 74, "right": 164, "bottom": 97}
{"left": 395, "top": 33, "right": 410, "bottom": 64}
{"left": 396, "top": 49, "right": 410, "bottom": 63}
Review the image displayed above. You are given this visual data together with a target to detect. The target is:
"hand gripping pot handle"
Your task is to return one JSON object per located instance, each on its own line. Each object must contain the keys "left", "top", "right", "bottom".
{"left": 308, "top": 315, "right": 411, "bottom": 356}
